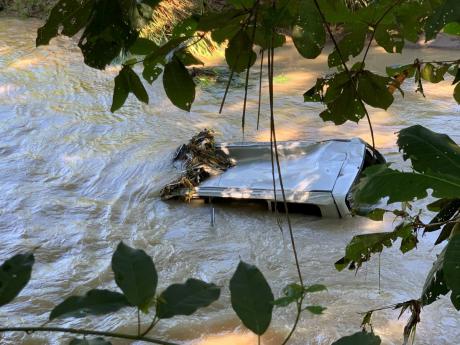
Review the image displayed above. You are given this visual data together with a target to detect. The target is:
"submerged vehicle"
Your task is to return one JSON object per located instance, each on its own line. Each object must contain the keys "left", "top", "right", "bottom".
{"left": 161, "top": 131, "right": 385, "bottom": 218}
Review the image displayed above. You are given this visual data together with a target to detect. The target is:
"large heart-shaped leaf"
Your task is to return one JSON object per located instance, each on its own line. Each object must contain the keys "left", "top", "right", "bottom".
{"left": 0, "top": 252, "right": 34, "bottom": 307}
{"left": 397, "top": 125, "right": 460, "bottom": 176}
{"left": 163, "top": 56, "right": 196, "bottom": 112}
{"left": 354, "top": 164, "right": 460, "bottom": 204}
{"left": 230, "top": 261, "right": 274, "bottom": 335}
{"left": 111, "top": 242, "right": 157, "bottom": 309}
{"left": 49, "top": 289, "right": 130, "bottom": 320}
{"left": 156, "top": 278, "right": 220, "bottom": 319}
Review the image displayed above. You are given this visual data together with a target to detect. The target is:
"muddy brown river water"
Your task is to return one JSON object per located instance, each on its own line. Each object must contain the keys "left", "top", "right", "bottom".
{"left": 0, "top": 17, "right": 459, "bottom": 345}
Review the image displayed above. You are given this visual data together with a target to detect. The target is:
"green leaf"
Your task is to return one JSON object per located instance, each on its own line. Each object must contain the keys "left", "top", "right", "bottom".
{"left": 443, "top": 22, "right": 460, "bottom": 36}
{"left": 77, "top": 0, "right": 138, "bottom": 69}
{"left": 435, "top": 223, "right": 455, "bottom": 245}
{"left": 111, "top": 66, "right": 149, "bottom": 112}
{"left": 228, "top": 0, "right": 254, "bottom": 9}
{"left": 357, "top": 71, "right": 394, "bottom": 110}
{"left": 225, "top": 31, "right": 257, "bottom": 73}
{"left": 143, "top": 65, "right": 162, "bottom": 85}
{"left": 424, "top": 0, "right": 460, "bottom": 40}
{"left": 304, "top": 305, "right": 326, "bottom": 314}
{"left": 156, "top": 279, "right": 220, "bottom": 319}
{"left": 332, "top": 331, "right": 381, "bottom": 345}
{"left": 336, "top": 223, "right": 414, "bottom": 271}
{"left": 111, "top": 242, "right": 157, "bottom": 309}
{"left": 69, "top": 338, "right": 112, "bottom": 345}
{"left": 163, "top": 56, "right": 196, "bottom": 111}
{"left": 397, "top": 125, "right": 460, "bottom": 176}
{"left": 454, "top": 83, "right": 460, "bottom": 104}
{"left": 211, "top": 18, "right": 242, "bottom": 44}
{"left": 374, "top": 24, "right": 404, "bottom": 53}
{"left": 49, "top": 289, "right": 130, "bottom": 320}
{"left": 386, "top": 64, "right": 415, "bottom": 78}
{"left": 354, "top": 164, "right": 460, "bottom": 204}
{"left": 0, "top": 252, "right": 34, "bottom": 307}
{"left": 292, "top": 0, "right": 325, "bottom": 59}
{"left": 175, "top": 50, "right": 204, "bottom": 66}
{"left": 304, "top": 284, "right": 327, "bottom": 293}
{"left": 366, "top": 208, "right": 386, "bottom": 221}
{"left": 425, "top": 199, "right": 460, "bottom": 232}
{"left": 421, "top": 63, "right": 449, "bottom": 83}
{"left": 328, "top": 23, "right": 368, "bottom": 67}
{"left": 321, "top": 79, "right": 366, "bottom": 125}
{"left": 273, "top": 283, "right": 303, "bottom": 307}
{"left": 421, "top": 246, "right": 449, "bottom": 306}
{"left": 443, "top": 229, "right": 460, "bottom": 309}
{"left": 230, "top": 261, "right": 274, "bottom": 335}
{"left": 36, "top": 0, "right": 95, "bottom": 46}
{"left": 129, "top": 38, "right": 158, "bottom": 55}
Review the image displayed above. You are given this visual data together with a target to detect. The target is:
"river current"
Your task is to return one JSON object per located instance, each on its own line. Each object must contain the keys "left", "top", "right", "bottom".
{"left": 0, "top": 17, "right": 459, "bottom": 345}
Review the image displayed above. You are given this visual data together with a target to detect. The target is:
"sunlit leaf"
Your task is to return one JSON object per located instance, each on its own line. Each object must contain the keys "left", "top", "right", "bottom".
{"left": 156, "top": 279, "right": 220, "bottom": 319}
{"left": 0, "top": 253, "right": 34, "bottom": 307}
{"left": 111, "top": 242, "right": 157, "bottom": 309}
{"left": 49, "top": 289, "right": 130, "bottom": 320}
{"left": 230, "top": 261, "right": 274, "bottom": 335}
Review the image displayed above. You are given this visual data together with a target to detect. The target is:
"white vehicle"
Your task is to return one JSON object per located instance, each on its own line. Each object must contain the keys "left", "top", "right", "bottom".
{"left": 189, "top": 139, "right": 385, "bottom": 218}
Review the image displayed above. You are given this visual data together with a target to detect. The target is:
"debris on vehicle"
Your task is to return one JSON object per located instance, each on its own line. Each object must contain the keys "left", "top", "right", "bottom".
{"left": 162, "top": 132, "right": 385, "bottom": 218}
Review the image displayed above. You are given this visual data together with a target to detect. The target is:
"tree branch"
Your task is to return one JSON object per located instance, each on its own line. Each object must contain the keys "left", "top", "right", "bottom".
{"left": 0, "top": 327, "right": 180, "bottom": 345}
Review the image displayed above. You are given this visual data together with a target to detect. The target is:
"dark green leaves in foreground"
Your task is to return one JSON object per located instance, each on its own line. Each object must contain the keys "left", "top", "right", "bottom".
{"left": 354, "top": 125, "right": 460, "bottom": 204}
{"left": 163, "top": 56, "right": 196, "bottom": 112}
{"left": 0, "top": 252, "right": 34, "bottom": 307}
{"left": 111, "top": 66, "right": 149, "bottom": 113}
{"left": 230, "top": 261, "right": 274, "bottom": 335}
{"left": 335, "top": 223, "right": 417, "bottom": 271}
{"left": 156, "top": 278, "right": 220, "bottom": 319}
{"left": 444, "top": 229, "right": 460, "bottom": 309}
{"left": 49, "top": 289, "right": 130, "bottom": 320}
{"left": 112, "top": 242, "right": 157, "bottom": 310}
{"left": 332, "top": 331, "right": 381, "bottom": 345}
{"left": 225, "top": 31, "right": 257, "bottom": 73}
{"left": 292, "top": 0, "right": 325, "bottom": 59}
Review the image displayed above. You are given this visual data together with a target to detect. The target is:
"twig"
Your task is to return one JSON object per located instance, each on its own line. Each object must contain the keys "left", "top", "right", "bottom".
{"left": 0, "top": 327, "right": 180, "bottom": 345}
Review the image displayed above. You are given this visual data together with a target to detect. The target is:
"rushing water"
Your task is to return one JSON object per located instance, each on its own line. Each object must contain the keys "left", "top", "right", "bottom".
{"left": 0, "top": 17, "right": 459, "bottom": 345}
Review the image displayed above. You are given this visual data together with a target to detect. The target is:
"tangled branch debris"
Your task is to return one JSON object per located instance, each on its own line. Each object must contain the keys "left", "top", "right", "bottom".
{"left": 160, "top": 129, "right": 234, "bottom": 201}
